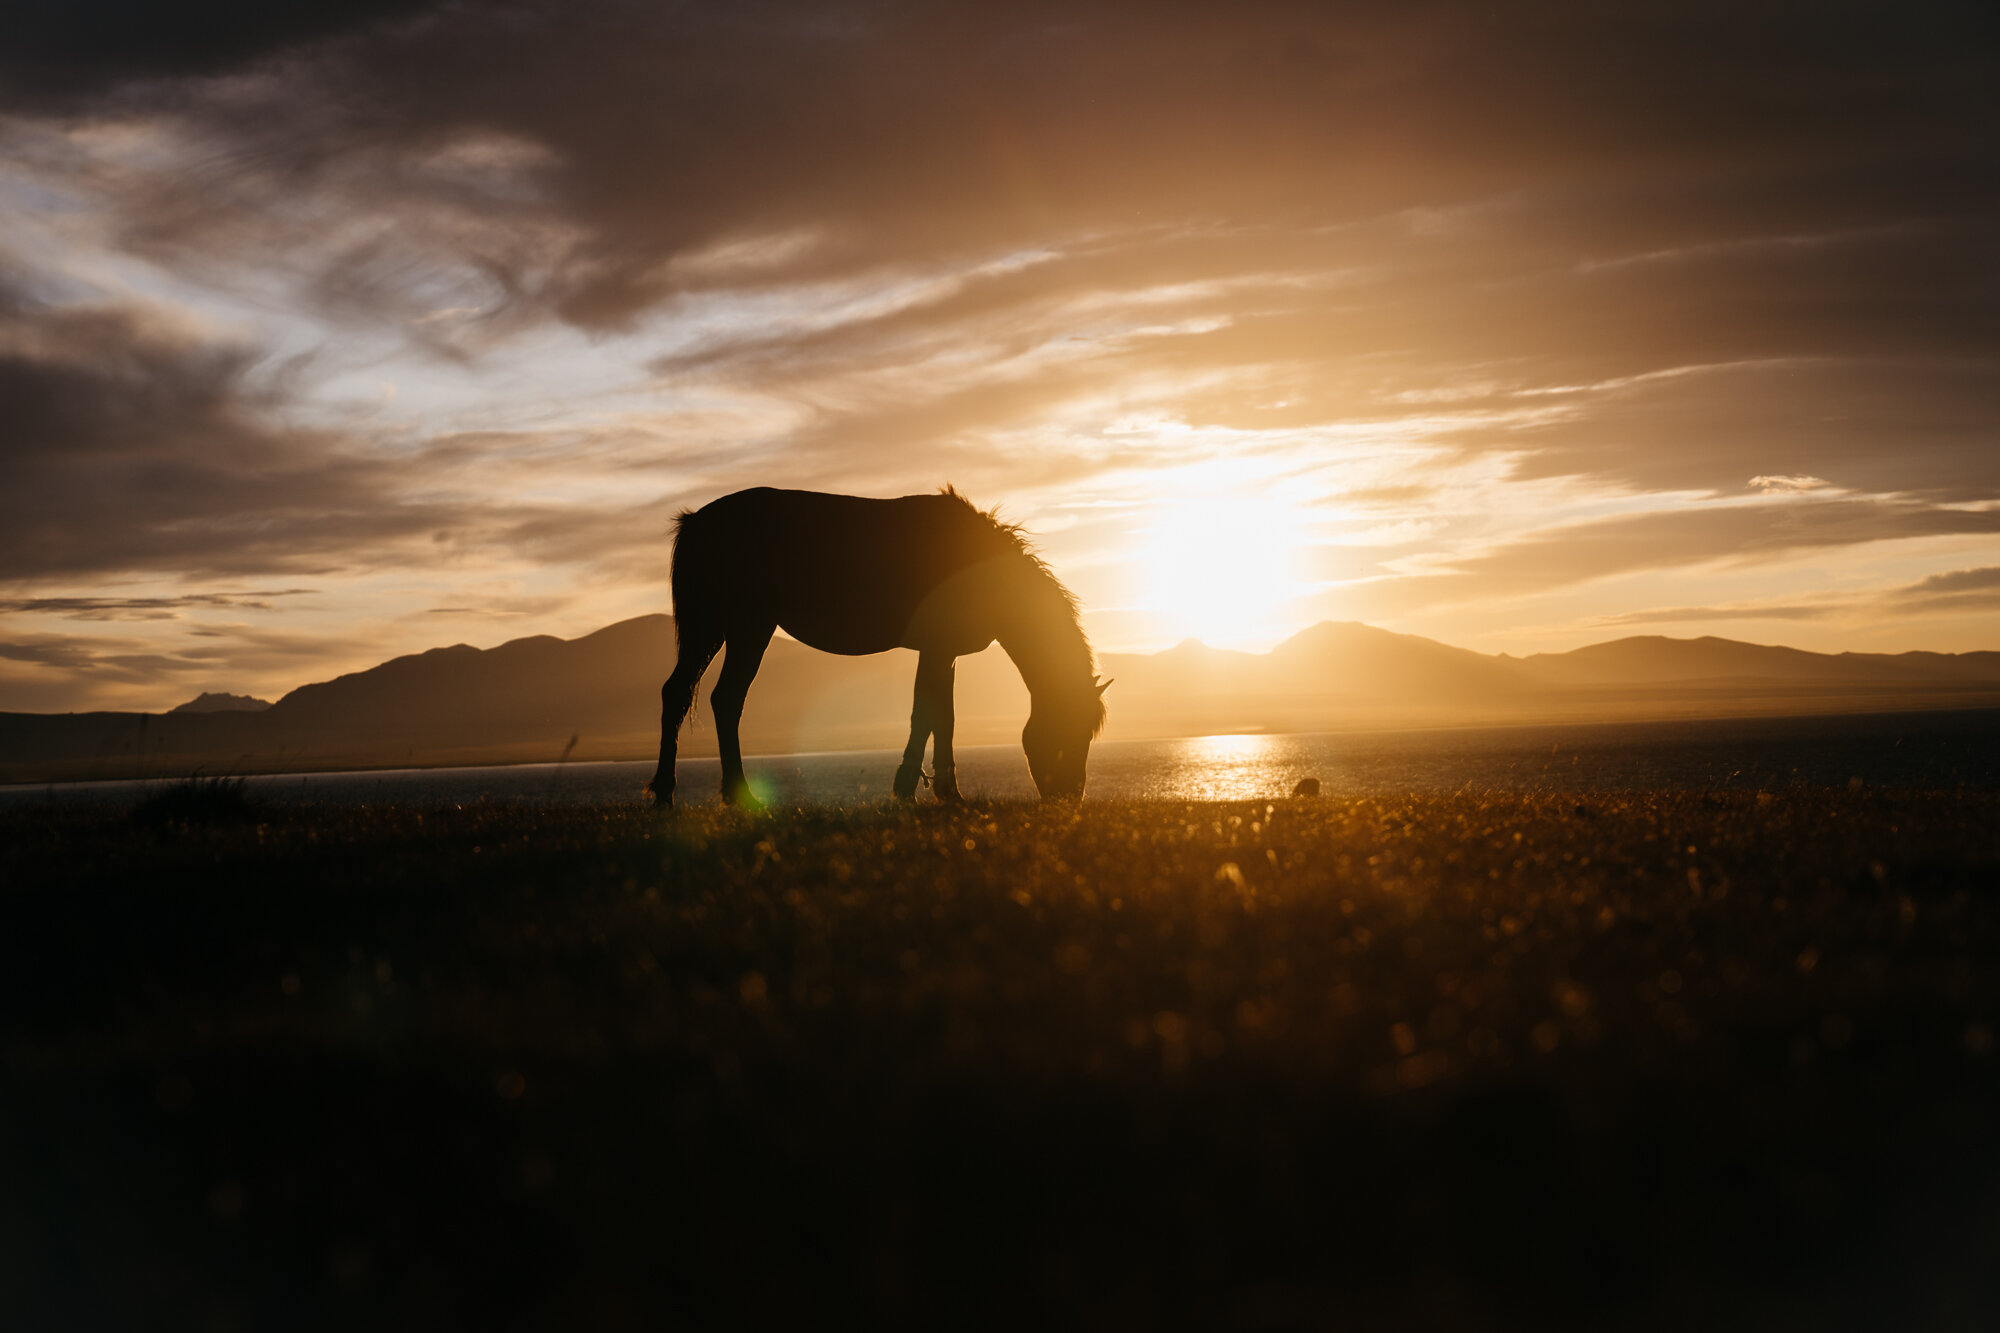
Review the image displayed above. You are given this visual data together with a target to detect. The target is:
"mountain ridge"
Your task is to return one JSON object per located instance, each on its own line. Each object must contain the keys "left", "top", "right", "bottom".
{"left": 5, "top": 617, "right": 1998, "bottom": 784}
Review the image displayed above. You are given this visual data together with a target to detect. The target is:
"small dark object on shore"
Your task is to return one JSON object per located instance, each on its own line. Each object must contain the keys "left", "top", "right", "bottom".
{"left": 1291, "top": 776, "right": 1321, "bottom": 797}
{"left": 131, "top": 774, "right": 259, "bottom": 825}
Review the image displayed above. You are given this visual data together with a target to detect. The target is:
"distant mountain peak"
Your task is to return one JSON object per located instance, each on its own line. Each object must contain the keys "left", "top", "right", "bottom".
{"left": 170, "top": 692, "right": 272, "bottom": 714}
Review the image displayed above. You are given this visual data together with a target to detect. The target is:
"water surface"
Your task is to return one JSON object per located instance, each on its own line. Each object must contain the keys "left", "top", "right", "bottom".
{"left": 6, "top": 708, "right": 1994, "bottom": 809}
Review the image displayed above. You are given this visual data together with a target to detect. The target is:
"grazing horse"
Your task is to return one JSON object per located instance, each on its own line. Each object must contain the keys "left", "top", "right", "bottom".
{"left": 648, "top": 486, "right": 1109, "bottom": 807}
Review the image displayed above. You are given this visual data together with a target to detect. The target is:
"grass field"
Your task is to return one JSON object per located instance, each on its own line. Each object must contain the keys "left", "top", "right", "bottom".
{"left": 5, "top": 789, "right": 1999, "bottom": 1329}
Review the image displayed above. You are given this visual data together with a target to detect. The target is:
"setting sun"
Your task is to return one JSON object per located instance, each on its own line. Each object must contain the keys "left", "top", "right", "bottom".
{"left": 1139, "top": 496, "right": 1305, "bottom": 647}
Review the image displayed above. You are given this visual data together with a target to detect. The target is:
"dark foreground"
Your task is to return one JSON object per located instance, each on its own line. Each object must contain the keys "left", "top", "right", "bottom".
{"left": 5, "top": 791, "right": 1999, "bottom": 1330}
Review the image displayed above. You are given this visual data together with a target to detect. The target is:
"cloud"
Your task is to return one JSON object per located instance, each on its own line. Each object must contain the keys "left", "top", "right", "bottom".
{"left": 0, "top": 267, "right": 704, "bottom": 607}
{"left": 1907, "top": 566, "right": 2000, "bottom": 595}
{"left": 0, "top": 1, "right": 437, "bottom": 108}
{"left": 0, "top": 638, "right": 95, "bottom": 669}
{"left": 1593, "top": 604, "right": 1833, "bottom": 627}
{"left": 1749, "top": 475, "right": 1832, "bottom": 495}
{"left": 0, "top": 591, "right": 317, "bottom": 620}
{"left": 1890, "top": 564, "right": 2000, "bottom": 611}
{"left": 0, "top": 616, "right": 404, "bottom": 712}
{"left": 1418, "top": 497, "right": 2000, "bottom": 603}
{"left": 0, "top": 281, "right": 667, "bottom": 585}
{"left": 0, "top": 285, "right": 451, "bottom": 580}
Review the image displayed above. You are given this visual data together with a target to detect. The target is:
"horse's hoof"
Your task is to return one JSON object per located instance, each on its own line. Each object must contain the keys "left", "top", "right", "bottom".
{"left": 721, "top": 779, "right": 761, "bottom": 809}
{"left": 891, "top": 764, "right": 922, "bottom": 801}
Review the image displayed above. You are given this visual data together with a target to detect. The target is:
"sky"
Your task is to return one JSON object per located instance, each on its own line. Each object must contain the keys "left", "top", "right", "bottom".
{"left": 2, "top": 0, "right": 1997, "bottom": 712}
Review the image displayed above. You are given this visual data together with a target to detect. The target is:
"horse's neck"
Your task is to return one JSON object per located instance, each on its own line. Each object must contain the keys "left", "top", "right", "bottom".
{"left": 996, "top": 565, "right": 1091, "bottom": 701}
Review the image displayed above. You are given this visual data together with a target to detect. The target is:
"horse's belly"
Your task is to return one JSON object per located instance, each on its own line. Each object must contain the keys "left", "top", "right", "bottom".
{"left": 899, "top": 592, "right": 997, "bottom": 657}
{"left": 777, "top": 614, "right": 993, "bottom": 660}
{"left": 754, "top": 538, "right": 1008, "bottom": 660}
{"left": 776, "top": 611, "right": 903, "bottom": 657}
{"left": 775, "top": 571, "right": 998, "bottom": 658}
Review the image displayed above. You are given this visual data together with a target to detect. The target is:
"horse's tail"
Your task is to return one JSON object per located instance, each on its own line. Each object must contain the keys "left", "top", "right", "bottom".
{"left": 665, "top": 505, "right": 716, "bottom": 726}
{"left": 668, "top": 506, "right": 707, "bottom": 649}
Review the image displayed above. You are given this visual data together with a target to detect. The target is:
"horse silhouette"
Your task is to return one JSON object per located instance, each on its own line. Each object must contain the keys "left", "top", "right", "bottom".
{"left": 648, "top": 486, "right": 1109, "bottom": 807}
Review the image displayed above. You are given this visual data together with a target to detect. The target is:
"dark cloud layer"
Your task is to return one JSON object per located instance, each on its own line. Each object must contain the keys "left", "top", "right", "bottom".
{"left": 37, "top": 1, "right": 1994, "bottom": 324}
{"left": 1, "top": 0, "right": 437, "bottom": 107}
{"left": 0, "top": 268, "right": 710, "bottom": 589}
{"left": 0, "top": 285, "right": 449, "bottom": 579}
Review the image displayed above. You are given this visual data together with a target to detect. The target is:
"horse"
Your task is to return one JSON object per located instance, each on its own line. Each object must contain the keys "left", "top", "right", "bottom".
{"left": 647, "top": 486, "right": 1109, "bottom": 807}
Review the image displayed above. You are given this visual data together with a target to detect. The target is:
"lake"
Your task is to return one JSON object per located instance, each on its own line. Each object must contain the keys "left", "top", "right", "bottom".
{"left": 5, "top": 707, "right": 1995, "bottom": 808}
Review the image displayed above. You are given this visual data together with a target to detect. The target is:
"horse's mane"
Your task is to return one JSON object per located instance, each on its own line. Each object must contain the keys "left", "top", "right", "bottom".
{"left": 940, "top": 485, "right": 1106, "bottom": 736}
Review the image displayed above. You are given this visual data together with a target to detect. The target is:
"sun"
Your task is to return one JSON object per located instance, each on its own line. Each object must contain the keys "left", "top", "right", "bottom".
{"left": 1139, "top": 495, "right": 1304, "bottom": 646}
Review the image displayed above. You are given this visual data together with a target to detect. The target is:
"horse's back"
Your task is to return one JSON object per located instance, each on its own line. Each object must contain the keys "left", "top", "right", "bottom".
{"left": 682, "top": 488, "right": 975, "bottom": 556}
{"left": 673, "top": 488, "right": 1006, "bottom": 654}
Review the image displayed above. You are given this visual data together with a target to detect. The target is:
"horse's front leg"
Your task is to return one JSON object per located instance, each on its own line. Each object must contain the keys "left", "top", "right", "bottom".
{"left": 711, "top": 624, "right": 774, "bottom": 807}
{"left": 892, "top": 659, "right": 934, "bottom": 801}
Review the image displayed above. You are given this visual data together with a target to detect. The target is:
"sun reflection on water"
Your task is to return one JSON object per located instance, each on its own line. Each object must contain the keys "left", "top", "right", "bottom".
{"left": 1187, "top": 733, "right": 1269, "bottom": 762}
{"left": 1165, "top": 733, "right": 1294, "bottom": 801}
{"left": 1076, "top": 732, "right": 1337, "bottom": 802}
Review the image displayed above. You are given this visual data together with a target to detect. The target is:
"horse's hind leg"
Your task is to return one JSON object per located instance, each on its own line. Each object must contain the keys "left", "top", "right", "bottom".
{"left": 923, "top": 652, "right": 963, "bottom": 804}
{"left": 712, "top": 623, "right": 775, "bottom": 807}
{"left": 893, "top": 653, "right": 961, "bottom": 803}
{"left": 648, "top": 623, "right": 723, "bottom": 807}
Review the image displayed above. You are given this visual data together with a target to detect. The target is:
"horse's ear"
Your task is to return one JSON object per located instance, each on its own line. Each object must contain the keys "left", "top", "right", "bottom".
{"left": 1095, "top": 676, "right": 1114, "bottom": 696}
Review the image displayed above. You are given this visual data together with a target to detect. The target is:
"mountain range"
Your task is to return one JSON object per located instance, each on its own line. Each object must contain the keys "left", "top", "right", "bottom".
{"left": 4, "top": 616, "right": 1998, "bottom": 784}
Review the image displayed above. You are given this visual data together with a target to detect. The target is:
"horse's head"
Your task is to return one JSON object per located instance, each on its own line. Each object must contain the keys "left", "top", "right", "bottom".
{"left": 1023, "top": 675, "right": 1110, "bottom": 800}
